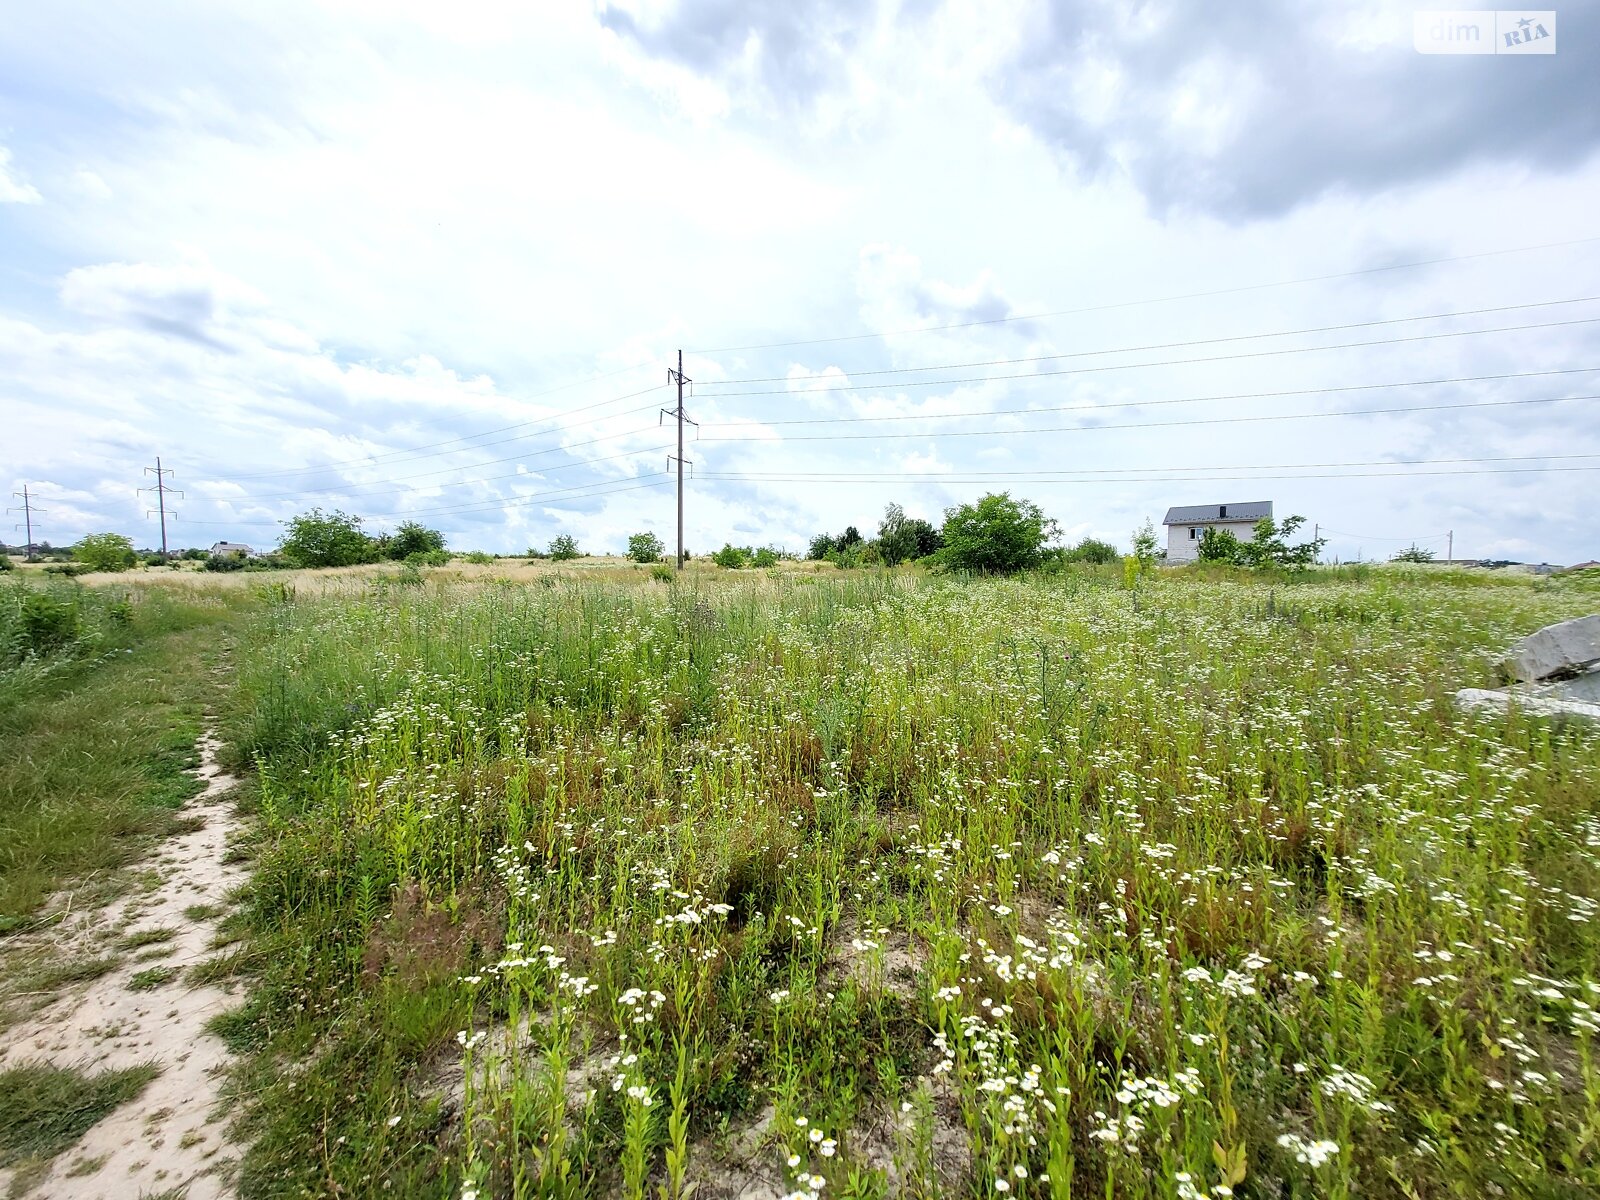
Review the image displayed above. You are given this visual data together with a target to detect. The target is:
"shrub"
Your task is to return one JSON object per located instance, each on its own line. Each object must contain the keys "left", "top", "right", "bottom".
{"left": 72, "top": 533, "right": 136, "bottom": 573}
{"left": 1064, "top": 537, "right": 1120, "bottom": 565}
{"left": 1130, "top": 520, "right": 1160, "bottom": 571}
{"left": 385, "top": 521, "right": 446, "bottom": 561}
{"left": 1196, "top": 527, "right": 1246, "bottom": 565}
{"left": 0, "top": 556, "right": 11, "bottom": 573}
{"left": 650, "top": 563, "right": 674, "bottom": 583}
{"left": 935, "top": 493, "right": 1056, "bottom": 574}
{"left": 548, "top": 535, "right": 581, "bottom": 562}
{"left": 280, "top": 509, "right": 378, "bottom": 568}
{"left": 405, "top": 550, "right": 452, "bottom": 567}
{"left": 42, "top": 563, "right": 89, "bottom": 577}
{"left": 751, "top": 547, "right": 779, "bottom": 569}
{"left": 1392, "top": 544, "right": 1436, "bottom": 563}
{"left": 205, "top": 552, "right": 247, "bottom": 572}
{"left": 628, "top": 532, "right": 665, "bottom": 564}
{"left": 877, "top": 503, "right": 943, "bottom": 565}
{"left": 463, "top": 551, "right": 494, "bottom": 565}
{"left": 712, "top": 544, "right": 750, "bottom": 569}
{"left": 16, "top": 590, "right": 81, "bottom": 655}
{"left": 807, "top": 533, "right": 837, "bottom": 561}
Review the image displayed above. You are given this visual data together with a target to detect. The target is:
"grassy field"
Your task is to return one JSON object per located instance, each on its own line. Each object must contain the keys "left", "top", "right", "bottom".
{"left": 0, "top": 578, "right": 252, "bottom": 928}
{"left": 194, "top": 564, "right": 1600, "bottom": 1198}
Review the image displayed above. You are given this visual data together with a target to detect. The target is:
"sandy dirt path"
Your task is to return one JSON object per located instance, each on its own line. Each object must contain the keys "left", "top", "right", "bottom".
{"left": 0, "top": 728, "right": 247, "bottom": 1199}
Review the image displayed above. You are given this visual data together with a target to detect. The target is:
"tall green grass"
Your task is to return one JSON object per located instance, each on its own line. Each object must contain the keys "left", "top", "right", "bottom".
{"left": 222, "top": 570, "right": 1600, "bottom": 1198}
{"left": 0, "top": 582, "right": 252, "bottom": 926}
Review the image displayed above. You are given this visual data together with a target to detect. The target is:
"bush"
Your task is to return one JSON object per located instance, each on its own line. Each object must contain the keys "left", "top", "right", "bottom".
{"left": 0, "top": 556, "right": 11, "bottom": 573}
{"left": 16, "top": 590, "right": 80, "bottom": 655}
{"left": 751, "top": 547, "right": 779, "bottom": 569}
{"left": 548, "top": 535, "right": 581, "bottom": 562}
{"left": 280, "top": 509, "right": 378, "bottom": 568}
{"left": 712, "top": 544, "right": 750, "bottom": 569}
{"left": 405, "top": 550, "right": 452, "bottom": 567}
{"left": 43, "top": 563, "right": 89, "bottom": 577}
{"left": 1064, "top": 537, "right": 1120, "bottom": 565}
{"left": 72, "top": 533, "right": 136, "bottom": 573}
{"left": 935, "top": 493, "right": 1056, "bottom": 574}
{"left": 877, "top": 503, "right": 943, "bottom": 565}
{"left": 463, "top": 551, "right": 494, "bottom": 565}
{"left": 180, "top": 548, "right": 208, "bottom": 561}
{"left": 385, "top": 521, "right": 446, "bottom": 561}
{"left": 1392, "top": 544, "right": 1436, "bottom": 563}
{"left": 650, "top": 563, "right": 674, "bottom": 583}
{"left": 628, "top": 532, "right": 665, "bottom": 564}
{"left": 204, "top": 552, "right": 247, "bottom": 572}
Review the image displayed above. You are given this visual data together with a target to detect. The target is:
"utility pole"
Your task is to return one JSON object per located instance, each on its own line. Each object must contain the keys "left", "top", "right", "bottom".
{"left": 9, "top": 485, "right": 42, "bottom": 561}
{"left": 663, "top": 351, "right": 696, "bottom": 571}
{"left": 1447, "top": 530, "right": 1453, "bottom": 562}
{"left": 140, "top": 457, "right": 182, "bottom": 559}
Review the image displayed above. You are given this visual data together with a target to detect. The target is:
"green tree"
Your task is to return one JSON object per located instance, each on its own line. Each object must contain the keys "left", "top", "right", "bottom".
{"left": 1391, "top": 544, "right": 1436, "bottom": 563}
{"left": 72, "top": 532, "right": 137, "bottom": 573}
{"left": 386, "top": 521, "right": 445, "bottom": 561}
{"left": 712, "top": 544, "right": 750, "bottom": 569}
{"left": 807, "top": 533, "right": 837, "bottom": 561}
{"left": 1241, "top": 515, "right": 1325, "bottom": 569}
{"left": 1064, "top": 536, "right": 1120, "bottom": 565}
{"left": 280, "top": 509, "right": 377, "bottom": 568}
{"left": 548, "top": 535, "right": 581, "bottom": 561}
{"left": 877, "top": 503, "right": 943, "bottom": 566}
{"left": 628, "top": 532, "right": 665, "bottom": 564}
{"left": 936, "top": 493, "right": 1056, "bottom": 574}
{"left": 1196, "top": 527, "right": 1246, "bottom": 565}
{"left": 1130, "top": 519, "right": 1160, "bottom": 570}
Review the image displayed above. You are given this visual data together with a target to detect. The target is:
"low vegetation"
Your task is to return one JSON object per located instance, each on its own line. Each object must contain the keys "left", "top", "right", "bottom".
{"left": 0, "top": 1062, "right": 160, "bottom": 1169}
{"left": 210, "top": 565, "right": 1600, "bottom": 1197}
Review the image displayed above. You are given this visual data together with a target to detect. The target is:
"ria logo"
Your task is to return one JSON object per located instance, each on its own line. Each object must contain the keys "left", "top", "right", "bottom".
{"left": 1414, "top": 10, "right": 1557, "bottom": 53}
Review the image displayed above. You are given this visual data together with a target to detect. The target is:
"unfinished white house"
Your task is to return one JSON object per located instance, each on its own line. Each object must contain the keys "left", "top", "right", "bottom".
{"left": 209, "top": 541, "right": 253, "bottom": 558}
{"left": 1162, "top": 501, "right": 1273, "bottom": 563}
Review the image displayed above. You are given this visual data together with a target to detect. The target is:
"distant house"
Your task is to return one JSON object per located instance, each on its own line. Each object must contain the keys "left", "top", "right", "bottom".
{"left": 1162, "top": 501, "right": 1273, "bottom": 563}
{"left": 209, "top": 541, "right": 252, "bottom": 558}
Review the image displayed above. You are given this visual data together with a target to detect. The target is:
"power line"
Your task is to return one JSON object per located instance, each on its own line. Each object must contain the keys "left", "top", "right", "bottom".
{"left": 694, "top": 452, "right": 1600, "bottom": 481}
{"left": 698, "top": 392, "right": 1598, "bottom": 444}
{"left": 1315, "top": 526, "right": 1452, "bottom": 543}
{"left": 702, "top": 465, "right": 1600, "bottom": 485}
{"left": 191, "top": 423, "right": 666, "bottom": 499}
{"left": 214, "top": 379, "right": 665, "bottom": 481}
{"left": 696, "top": 295, "right": 1600, "bottom": 386}
{"left": 192, "top": 444, "right": 672, "bottom": 506}
{"left": 687, "top": 233, "right": 1600, "bottom": 353}
{"left": 698, "top": 366, "right": 1597, "bottom": 430}
{"left": 181, "top": 474, "right": 675, "bottom": 528}
{"left": 691, "top": 316, "right": 1600, "bottom": 400}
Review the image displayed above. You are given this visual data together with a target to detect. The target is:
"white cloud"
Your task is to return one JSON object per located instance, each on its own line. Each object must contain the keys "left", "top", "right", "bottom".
{"left": 0, "top": 147, "right": 42, "bottom": 204}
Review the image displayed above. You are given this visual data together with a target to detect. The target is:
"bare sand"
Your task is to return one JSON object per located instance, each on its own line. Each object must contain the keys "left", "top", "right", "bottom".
{"left": 0, "top": 730, "right": 248, "bottom": 1199}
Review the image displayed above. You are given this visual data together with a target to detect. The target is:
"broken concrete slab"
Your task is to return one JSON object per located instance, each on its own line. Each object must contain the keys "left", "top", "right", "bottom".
{"left": 1456, "top": 686, "right": 1600, "bottom": 724}
{"left": 1505, "top": 614, "right": 1600, "bottom": 682}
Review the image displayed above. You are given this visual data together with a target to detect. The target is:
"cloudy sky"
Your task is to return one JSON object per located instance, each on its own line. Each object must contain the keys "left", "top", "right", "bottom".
{"left": 2, "top": 0, "right": 1597, "bottom": 562}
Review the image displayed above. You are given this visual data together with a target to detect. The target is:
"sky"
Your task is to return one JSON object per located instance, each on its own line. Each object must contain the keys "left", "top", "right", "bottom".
{"left": 2, "top": 0, "right": 1598, "bottom": 563}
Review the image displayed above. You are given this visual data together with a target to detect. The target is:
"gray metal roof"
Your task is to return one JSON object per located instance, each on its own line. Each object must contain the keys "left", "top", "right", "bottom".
{"left": 1162, "top": 501, "right": 1273, "bottom": 526}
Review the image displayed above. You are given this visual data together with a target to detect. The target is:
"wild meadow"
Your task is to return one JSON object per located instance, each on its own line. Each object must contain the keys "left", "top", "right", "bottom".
{"left": 218, "top": 567, "right": 1600, "bottom": 1198}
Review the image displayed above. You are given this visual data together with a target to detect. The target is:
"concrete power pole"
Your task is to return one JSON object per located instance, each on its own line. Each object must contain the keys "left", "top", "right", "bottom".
{"left": 1448, "top": 530, "right": 1453, "bottom": 563}
{"left": 9, "top": 485, "right": 42, "bottom": 561}
{"left": 663, "top": 351, "right": 695, "bottom": 571}
{"left": 140, "top": 457, "right": 182, "bottom": 559}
